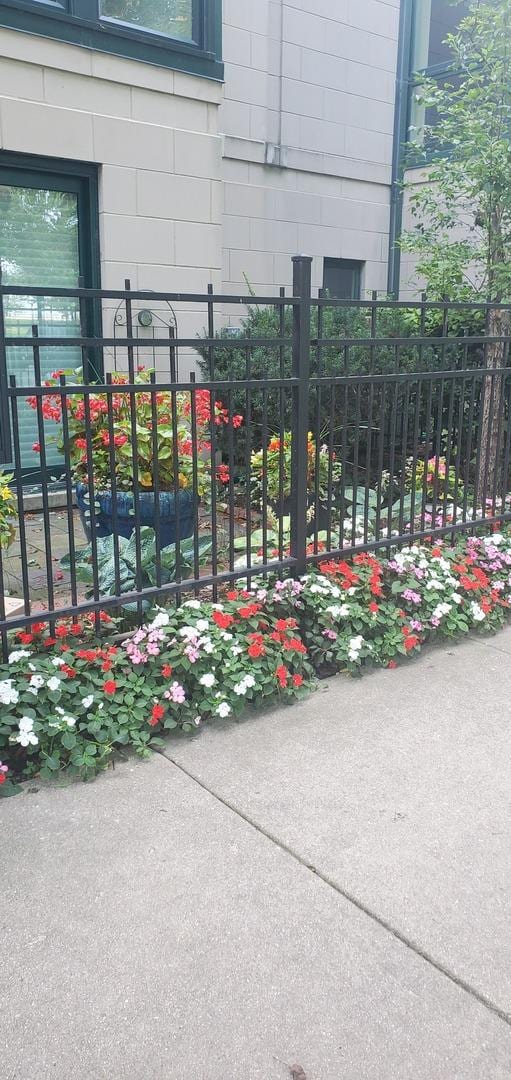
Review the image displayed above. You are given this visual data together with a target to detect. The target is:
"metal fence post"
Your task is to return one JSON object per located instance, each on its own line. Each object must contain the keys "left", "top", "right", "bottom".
{"left": 0, "top": 268, "right": 13, "bottom": 465}
{"left": 290, "top": 254, "right": 312, "bottom": 575}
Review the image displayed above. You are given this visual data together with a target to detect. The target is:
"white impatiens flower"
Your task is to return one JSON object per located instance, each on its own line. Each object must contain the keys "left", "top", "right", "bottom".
{"left": 15, "top": 716, "right": 38, "bottom": 747}
{"left": 46, "top": 676, "right": 61, "bottom": 692}
{"left": 201, "top": 639, "right": 215, "bottom": 655}
{"left": 195, "top": 619, "right": 209, "bottom": 633}
{"left": 215, "top": 701, "right": 231, "bottom": 718}
{"left": 183, "top": 599, "right": 201, "bottom": 610}
{"left": 81, "top": 695, "right": 94, "bottom": 710}
{"left": 0, "top": 679, "right": 19, "bottom": 706}
{"left": 432, "top": 602, "right": 452, "bottom": 620}
{"left": 452, "top": 593, "right": 462, "bottom": 604}
{"left": 16, "top": 728, "right": 39, "bottom": 748}
{"left": 150, "top": 610, "right": 170, "bottom": 628}
{"left": 231, "top": 645, "right": 242, "bottom": 656}
{"left": 51, "top": 657, "right": 66, "bottom": 668}
{"left": 471, "top": 602, "right": 486, "bottom": 622}
{"left": 233, "top": 681, "right": 248, "bottom": 696}
{"left": 62, "top": 715, "right": 76, "bottom": 728}
{"left": 199, "top": 673, "right": 216, "bottom": 688}
{"left": 8, "top": 649, "right": 31, "bottom": 664}
{"left": 348, "top": 635, "right": 365, "bottom": 662}
{"left": 243, "top": 674, "right": 256, "bottom": 688}
{"left": 27, "top": 674, "right": 45, "bottom": 696}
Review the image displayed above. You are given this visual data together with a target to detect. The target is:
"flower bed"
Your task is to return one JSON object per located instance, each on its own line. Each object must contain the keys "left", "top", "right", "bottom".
{"left": 1, "top": 526, "right": 511, "bottom": 795}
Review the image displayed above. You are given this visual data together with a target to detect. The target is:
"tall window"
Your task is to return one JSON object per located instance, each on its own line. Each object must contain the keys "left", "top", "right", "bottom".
{"left": 323, "top": 259, "right": 363, "bottom": 300}
{"left": 0, "top": 156, "right": 99, "bottom": 471}
{"left": 408, "top": 0, "right": 468, "bottom": 146}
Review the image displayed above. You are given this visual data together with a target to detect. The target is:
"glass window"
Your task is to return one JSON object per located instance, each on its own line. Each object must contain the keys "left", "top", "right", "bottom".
{"left": 412, "top": 0, "right": 469, "bottom": 72}
{"left": 323, "top": 258, "right": 363, "bottom": 300}
{"left": 100, "top": 0, "right": 193, "bottom": 40}
{"left": 0, "top": 180, "right": 83, "bottom": 469}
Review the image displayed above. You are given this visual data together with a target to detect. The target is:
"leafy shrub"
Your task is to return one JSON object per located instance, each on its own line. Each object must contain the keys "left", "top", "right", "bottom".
{"left": 2, "top": 525, "right": 511, "bottom": 795}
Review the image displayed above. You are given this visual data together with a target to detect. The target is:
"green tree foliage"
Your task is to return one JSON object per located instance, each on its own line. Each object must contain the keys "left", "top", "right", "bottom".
{"left": 402, "top": 0, "right": 511, "bottom": 496}
{"left": 402, "top": 0, "right": 511, "bottom": 303}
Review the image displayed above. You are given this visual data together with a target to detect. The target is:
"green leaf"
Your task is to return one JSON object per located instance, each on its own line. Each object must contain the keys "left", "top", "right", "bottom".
{"left": 61, "top": 731, "right": 77, "bottom": 750}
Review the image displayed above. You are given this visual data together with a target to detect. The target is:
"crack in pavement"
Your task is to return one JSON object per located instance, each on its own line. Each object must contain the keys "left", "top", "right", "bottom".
{"left": 159, "top": 748, "right": 511, "bottom": 1031}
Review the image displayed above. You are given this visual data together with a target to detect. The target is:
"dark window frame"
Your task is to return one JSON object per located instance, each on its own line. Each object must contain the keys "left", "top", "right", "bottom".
{"left": 323, "top": 258, "right": 363, "bottom": 300}
{"left": 0, "top": 0, "right": 223, "bottom": 80}
{"left": 0, "top": 151, "right": 101, "bottom": 468}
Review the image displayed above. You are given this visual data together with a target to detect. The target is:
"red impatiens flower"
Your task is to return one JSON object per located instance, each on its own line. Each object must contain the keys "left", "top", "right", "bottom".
{"left": 369, "top": 602, "right": 379, "bottom": 614}
{"left": 404, "top": 635, "right": 419, "bottom": 651}
{"left": 62, "top": 665, "right": 77, "bottom": 678}
{"left": 387, "top": 659, "right": 398, "bottom": 669}
{"left": 103, "top": 680, "right": 117, "bottom": 695}
{"left": 162, "top": 664, "right": 173, "bottom": 678}
{"left": 248, "top": 642, "right": 265, "bottom": 658}
{"left": 77, "top": 649, "right": 99, "bottom": 663}
{"left": 275, "top": 664, "right": 289, "bottom": 687}
{"left": 226, "top": 590, "right": 239, "bottom": 601}
{"left": 17, "top": 632, "right": 33, "bottom": 645}
{"left": 275, "top": 617, "right": 297, "bottom": 631}
{"left": 32, "top": 441, "right": 41, "bottom": 453}
{"left": 102, "top": 660, "right": 112, "bottom": 672}
{"left": 292, "top": 673, "right": 304, "bottom": 687}
{"left": 31, "top": 622, "right": 47, "bottom": 634}
{"left": 283, "top": 637, "right": 307, "bottom": 654}
{"left": 99, "top": 611, "right": 112, "bottom": 623}
{"left": 213, "top": 610, "right": 234, "bottom": 629}
{"left": 238, "top": 603, "right": 260, "bottom": 618}
{"left": 216, "top": 463, "right": 230, "bottom": 484}
{"left": 55, "top": 625, "right": 69, "bottom": 638}
{"left": 150, "top": 703, "right": 165, "bottom": 726}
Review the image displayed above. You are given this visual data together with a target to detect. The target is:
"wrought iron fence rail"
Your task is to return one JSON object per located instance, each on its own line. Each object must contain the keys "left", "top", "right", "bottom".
{"left": 0, "top": 282, "right": 297, "bottom": 306}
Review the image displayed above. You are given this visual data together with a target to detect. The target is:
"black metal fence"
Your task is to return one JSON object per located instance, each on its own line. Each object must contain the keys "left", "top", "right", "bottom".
{"left": 1, "top": 254, "right": 511, "bottom": 658}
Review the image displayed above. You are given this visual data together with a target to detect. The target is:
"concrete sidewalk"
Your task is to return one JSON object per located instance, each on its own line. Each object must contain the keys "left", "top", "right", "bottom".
{"left": 2, "top": 632, "right": 511, "bottom": 1079}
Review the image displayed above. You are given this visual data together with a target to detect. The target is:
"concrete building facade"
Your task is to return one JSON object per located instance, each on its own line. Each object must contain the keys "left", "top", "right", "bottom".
{"left": 0, "top": 0, "right": 461, "bottom": 409}
{"left": 220, "top": 0, "right": 399, "bottom": 299}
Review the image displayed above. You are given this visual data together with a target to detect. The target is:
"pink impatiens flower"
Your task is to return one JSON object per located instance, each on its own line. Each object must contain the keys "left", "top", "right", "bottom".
{"left": 163, "top": 681, "right": 186, "bottom": 704}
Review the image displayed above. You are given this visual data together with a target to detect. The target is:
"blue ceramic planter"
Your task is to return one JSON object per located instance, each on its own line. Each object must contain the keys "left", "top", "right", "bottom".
{"left": 76, "top": 485, "right": 197, "bottom": 546}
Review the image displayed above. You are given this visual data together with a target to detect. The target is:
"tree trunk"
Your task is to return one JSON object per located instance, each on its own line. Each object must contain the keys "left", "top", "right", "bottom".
{"left": 476, "top": 306, "right": 510, "bottom": 507}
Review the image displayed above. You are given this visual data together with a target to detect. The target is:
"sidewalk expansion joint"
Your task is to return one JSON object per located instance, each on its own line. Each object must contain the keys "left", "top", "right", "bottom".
{"left": 160, "top": 748, "right": 511, "bottom": 1031}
